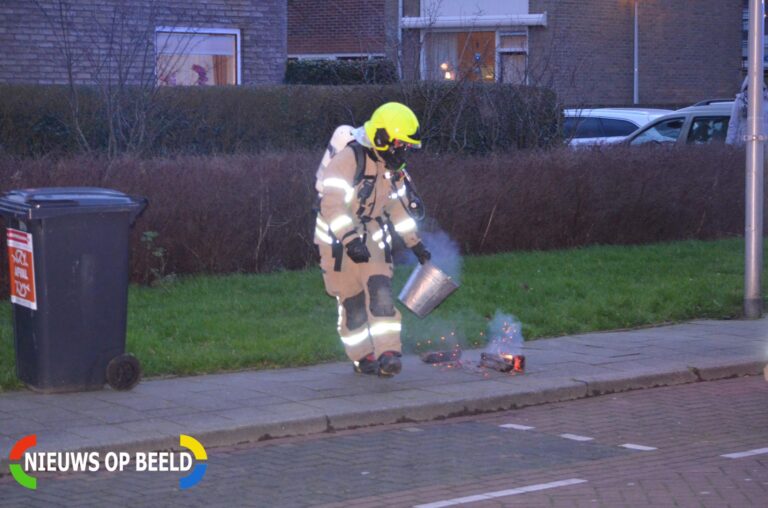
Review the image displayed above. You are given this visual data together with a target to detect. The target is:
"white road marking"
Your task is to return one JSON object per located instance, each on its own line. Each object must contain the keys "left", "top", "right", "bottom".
{"left": 620, "top": 443, "right": 657, "bottom": 451}
{"left": 721, "top": 447, "right": 768, "bottom": 459}
{"left": 560, "top": 433, "right": 594, "bottom": 442}
{"left": 499, "top": 423, "right": 534, "bottom": 430}
{"left": 413, "top": 478, "right": 588, "bottom": 508}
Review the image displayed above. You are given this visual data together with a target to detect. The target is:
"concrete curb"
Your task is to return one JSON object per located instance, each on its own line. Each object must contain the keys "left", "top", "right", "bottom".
{"left": 688, "top": 357, "right": 766, "bottom": 381}
{"left": 0, "top": 360, "right": 759, "bottom": 470}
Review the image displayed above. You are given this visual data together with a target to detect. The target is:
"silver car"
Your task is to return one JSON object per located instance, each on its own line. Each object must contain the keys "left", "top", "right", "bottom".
{"left": 563, "top": 108, "right": 672, "bottom": 146}
{"left": 624, "top": 100, "right": 733, "bottom": 146}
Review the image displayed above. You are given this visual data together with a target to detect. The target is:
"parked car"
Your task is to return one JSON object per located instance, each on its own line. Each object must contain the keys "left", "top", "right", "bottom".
{"left": 623, "top": 100, "right": 733, "bottom": 146}
{"left": 563, "top": 108, "right": 673, "bottom": 146}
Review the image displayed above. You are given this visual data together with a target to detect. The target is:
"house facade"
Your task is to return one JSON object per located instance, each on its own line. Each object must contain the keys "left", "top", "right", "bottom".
{"left": 287, "top": 0, "right": 747, "bottom": 107}
{"left": 288, "top": 0, "right": 399, "bottom": 61}
{"left": 0, "top": 1, "right": 754, "bottom": 107}
{"left": 0, "top": 0, "right": 286, "bottom": 86}
{"left": 399, "top": 0, "right": 744, "bottom": 106}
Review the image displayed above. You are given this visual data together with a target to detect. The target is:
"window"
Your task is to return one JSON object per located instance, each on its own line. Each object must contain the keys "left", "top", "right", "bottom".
{"left": 423, "top": 30, "right": 529, "bottom": 83}
{"left": 563, "top": 117, "right": 603, "bottom": 139}
{"left": 600, "top": 118, "right": 639, "bottom": 137}
{"left": 498, "top": 32, "right": 528, "bottom": 84}
{"left": 500, "top": 53, "right": 526, "bottom": 84}
{"left": 156, "top": 28, "right": 240, "bottom": 86}
{"left": 630, "top": 118, "right": 685, "bottom": 145}
{"left": 564, "top": 117, "right": 640, "bottom": 140}
{"left": 424, "top": 31, "right": 496, "bottom": 81}
{"left": 424, "top": 32, "right": 457, "bottom": 80}
{"left": 687, "top": 116, "right": 730, "bottom": 144}
{"left": 500, "top": 34, "right": 527, "bottom": 52}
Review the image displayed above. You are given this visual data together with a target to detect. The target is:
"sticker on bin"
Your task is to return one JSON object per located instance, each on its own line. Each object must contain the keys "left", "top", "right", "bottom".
{"left": 7, "top": 228, "right": 37, "bottom": 310}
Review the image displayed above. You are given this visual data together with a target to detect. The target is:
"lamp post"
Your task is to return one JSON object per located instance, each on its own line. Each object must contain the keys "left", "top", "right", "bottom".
{"left": 744, "top": 0, "right": 765, "bottom": 318}
{"left": 633, "top": 0, "right": 639, "bottom": 104}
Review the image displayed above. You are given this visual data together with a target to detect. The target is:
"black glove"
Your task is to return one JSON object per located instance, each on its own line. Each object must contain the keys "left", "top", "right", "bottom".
{"left": 345, "top": 237, "right": 371, "bottom": 263}
{"left": 411, "top": 242, "right": 431, "bottom": 265}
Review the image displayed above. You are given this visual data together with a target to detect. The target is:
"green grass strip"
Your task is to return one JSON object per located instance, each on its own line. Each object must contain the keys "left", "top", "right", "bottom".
{"left": 0, "top": 238, "right": 763, "bottom": 390}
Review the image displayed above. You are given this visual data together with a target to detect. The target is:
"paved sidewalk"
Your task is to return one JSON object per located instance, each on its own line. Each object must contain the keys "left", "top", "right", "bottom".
{"left": 0, "top": 318, "right": 766, "bottom": 467}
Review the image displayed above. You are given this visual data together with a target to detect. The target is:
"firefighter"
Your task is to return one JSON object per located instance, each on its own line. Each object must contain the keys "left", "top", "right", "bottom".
{"left": 726, "top": 76, "right": 768, "bottom": 146}
{"left": 314, "top": 102, "right": 431, "bottom": 377}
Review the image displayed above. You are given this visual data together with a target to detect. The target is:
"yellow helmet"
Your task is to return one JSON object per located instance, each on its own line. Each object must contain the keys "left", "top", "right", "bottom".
{"left": 364, "top": 102, "right": 421, "bottom": 170}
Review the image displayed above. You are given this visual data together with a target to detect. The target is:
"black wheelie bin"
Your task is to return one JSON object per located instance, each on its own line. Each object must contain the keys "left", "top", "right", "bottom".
{"left": 0, "top": 188, "right": 147, "bottom": 393}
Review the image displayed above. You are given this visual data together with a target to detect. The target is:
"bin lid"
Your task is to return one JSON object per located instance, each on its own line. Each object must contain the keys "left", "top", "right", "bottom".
{"left": 0, "top": 187, "right": 148, "bottom": 220}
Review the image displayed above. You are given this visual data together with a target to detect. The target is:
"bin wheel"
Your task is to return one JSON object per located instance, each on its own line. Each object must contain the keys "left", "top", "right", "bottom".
{"left": 106, "top": 354, "right": 141, "bottom": 391}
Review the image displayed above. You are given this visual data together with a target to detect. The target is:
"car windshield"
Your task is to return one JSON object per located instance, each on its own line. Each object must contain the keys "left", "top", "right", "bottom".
{"left": 630, "top": 117, "right": 685, "bottom": 146}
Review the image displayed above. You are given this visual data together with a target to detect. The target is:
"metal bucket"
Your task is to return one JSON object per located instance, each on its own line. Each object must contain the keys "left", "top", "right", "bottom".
{"left": 398, "top": 262, "right": 459, "bottom": 318}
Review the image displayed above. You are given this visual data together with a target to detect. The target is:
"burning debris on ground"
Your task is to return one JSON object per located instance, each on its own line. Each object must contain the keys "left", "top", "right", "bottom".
{"left": 415, "top": 311, "right": 527, "bottom": 375}
{"left": 479, "top": 352, "right": 526, "bottom": 373}
{"left": 480, "top": 312, "right": 526, "bottom": 374}
{"left": 416, "top": 331, "right": 463, "bottom": 365}
{"left": 419, "top": 346, "right": 462, "bottom": 364}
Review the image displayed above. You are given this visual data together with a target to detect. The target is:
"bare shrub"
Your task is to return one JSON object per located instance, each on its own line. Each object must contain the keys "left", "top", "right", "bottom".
{"left": 0, "top": 144, "right": 758, "bottom": 296}
{"left": 417, "top": 144, "right": 750, "bottom": 253}
{"left": 0, "top": 82, "right": 558, "bottom": 157}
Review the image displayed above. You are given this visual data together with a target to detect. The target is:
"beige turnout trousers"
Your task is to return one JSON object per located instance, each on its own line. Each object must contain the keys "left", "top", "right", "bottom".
{"left": 315, "top": 144, "right": 421, "bottom": 362}
{"left": 319, "top": 245, "right": 402, "bottom": 361}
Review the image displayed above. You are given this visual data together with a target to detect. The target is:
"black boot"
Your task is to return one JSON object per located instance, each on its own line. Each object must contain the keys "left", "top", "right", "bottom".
{"left": 353, "top": 353, "right": 379, "bottom": 375}
{"left": 377, "top": 351, "right": 402, "bottom": 377}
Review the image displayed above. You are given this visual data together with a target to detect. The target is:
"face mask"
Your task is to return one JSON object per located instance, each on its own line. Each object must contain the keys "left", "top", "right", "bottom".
{"left": 379, "top": 139, "right": 412, "bottom": 171}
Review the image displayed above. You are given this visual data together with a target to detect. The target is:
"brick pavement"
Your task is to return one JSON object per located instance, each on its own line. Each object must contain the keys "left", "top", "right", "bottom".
{"left": 319, "top": 377, "right": 768, "bottom": 507}
{"left": 0, "top": 376, "right": 766, "bottom": 507}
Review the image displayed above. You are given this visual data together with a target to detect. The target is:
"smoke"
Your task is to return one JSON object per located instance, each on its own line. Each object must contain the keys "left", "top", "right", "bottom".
{"left": 485, "top": 311, "right": 525, "bottom": 356}
{"left": 397, "top": 228, "right": 463, "bottom": 282}
{"left": 421, "top": 229, "right": 462, "bottom": 281}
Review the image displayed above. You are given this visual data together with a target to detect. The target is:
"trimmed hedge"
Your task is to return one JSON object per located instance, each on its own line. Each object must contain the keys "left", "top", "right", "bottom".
{"left": 0, "top": 83, "right": 559, "bottom": 157}
{"left": 0, "top": 144, "right": 758, "bottom": 297}
{"left": 284, "top": 59, "right": 398, "bottom": 85}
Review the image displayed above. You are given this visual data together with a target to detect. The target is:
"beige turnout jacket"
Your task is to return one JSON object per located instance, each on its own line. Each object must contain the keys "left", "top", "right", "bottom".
{"left": 315, "top": 144, "right": 421, "bottom": 267}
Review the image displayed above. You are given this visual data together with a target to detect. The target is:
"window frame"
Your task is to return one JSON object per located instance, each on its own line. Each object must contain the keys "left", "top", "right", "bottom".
{"left": 155, "top": 26, "right": 242, "bottom": 85}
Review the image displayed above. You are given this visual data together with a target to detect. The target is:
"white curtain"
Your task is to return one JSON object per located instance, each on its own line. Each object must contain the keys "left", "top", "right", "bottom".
{"left": 425, "top": 32, "right": 458, "bottom": 81}
{"left": 501, "top": 53, "right": 526, "bottom": 84}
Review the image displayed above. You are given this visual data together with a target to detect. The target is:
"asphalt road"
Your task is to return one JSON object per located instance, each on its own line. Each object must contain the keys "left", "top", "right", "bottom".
{"left": 1, "top": 376, "right": 766, "bottom": 507}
